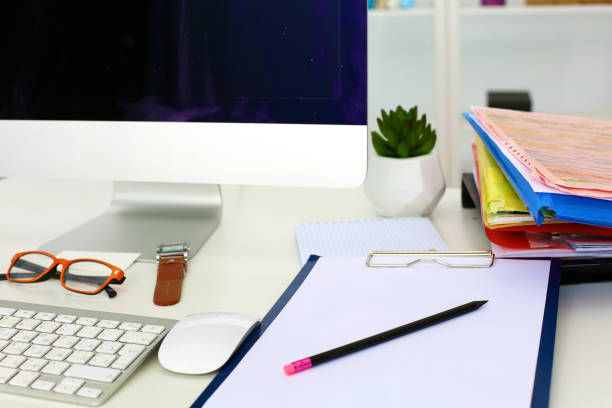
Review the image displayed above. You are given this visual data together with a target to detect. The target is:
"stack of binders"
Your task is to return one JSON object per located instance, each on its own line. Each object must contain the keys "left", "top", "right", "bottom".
{"left": 463, "top": 107, "right": 612, "bottom": 260}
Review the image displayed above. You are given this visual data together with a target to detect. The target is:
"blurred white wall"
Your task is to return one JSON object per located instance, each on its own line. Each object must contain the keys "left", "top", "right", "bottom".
{"left": 368, "top": 4, "right": 612, "bottom": 186}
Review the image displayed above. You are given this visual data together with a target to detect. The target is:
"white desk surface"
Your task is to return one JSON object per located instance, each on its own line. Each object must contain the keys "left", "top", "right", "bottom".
{"left": 0, "top": 178, "right": 611, "bottom": 407}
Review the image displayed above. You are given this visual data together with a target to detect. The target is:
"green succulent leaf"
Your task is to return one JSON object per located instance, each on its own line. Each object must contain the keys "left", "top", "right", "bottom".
{"left": 400, "top": 120, "right": 411, "bottom": 141}
{"left": 390, "top": 111, "right": 402, "bottom": 135}
{"left": 409, "top": 106, "right": 417, "bottom": 123}
{"left": 371, "top": 131, "right": 397, "bottom": 158}
{"left": 411, "top": 131, "right": 436, "bottom": 156}
{"left": 397, "top": 107, "right": 407, "bottom": 123}
{"left": 376, "top": 118, "right": 400, "bottom": 148}
{"left": 416, "top": 115, "right": 425, "bottom": 135}
{"left": 381, "top": 109, "right": 389, "bottom": 124}
{"left": 405, "top": 117, "right": 412, "bottom": 132}
{"left": 407, "top": 128, "right": 420, "bottom": 149}
{"left": 396, "top": 140, "right": 411, "bottom": 158}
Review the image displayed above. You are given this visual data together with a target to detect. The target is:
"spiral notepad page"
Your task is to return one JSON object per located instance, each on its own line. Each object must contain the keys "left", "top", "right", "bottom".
{"left": 295, "top": 218, "right": 448, "bottom": 264}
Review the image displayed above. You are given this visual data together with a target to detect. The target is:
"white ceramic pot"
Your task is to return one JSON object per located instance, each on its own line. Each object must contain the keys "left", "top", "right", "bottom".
{"left": 364, "top": 149, "right": 446, "bottom": 217}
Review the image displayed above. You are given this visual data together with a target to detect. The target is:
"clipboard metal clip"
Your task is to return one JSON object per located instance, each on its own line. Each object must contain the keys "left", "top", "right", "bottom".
{"left": 366, "top": 250, "right": 494, "bottom": 268}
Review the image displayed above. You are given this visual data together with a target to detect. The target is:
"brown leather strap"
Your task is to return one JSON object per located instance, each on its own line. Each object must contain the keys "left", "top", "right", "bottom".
{"left": 153, "top": 256, "right": 187, "bottom": 306}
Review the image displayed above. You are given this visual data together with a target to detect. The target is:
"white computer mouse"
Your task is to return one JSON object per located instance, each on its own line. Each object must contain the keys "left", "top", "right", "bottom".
{"left": 158, "top": 312, "right": 259, "bottom": 375}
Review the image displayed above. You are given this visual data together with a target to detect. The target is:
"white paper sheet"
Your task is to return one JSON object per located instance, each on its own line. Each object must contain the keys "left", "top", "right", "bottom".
{"left": 203, "top": 257, "right": 551, "bottom": 408}
{"left": 295, "top": 218, "right": 448, "bottom": 265}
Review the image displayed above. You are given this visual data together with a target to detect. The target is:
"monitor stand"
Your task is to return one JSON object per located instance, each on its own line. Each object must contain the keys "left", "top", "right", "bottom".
{"left": 40, "top": 181, "right": 222, "bottom": 262}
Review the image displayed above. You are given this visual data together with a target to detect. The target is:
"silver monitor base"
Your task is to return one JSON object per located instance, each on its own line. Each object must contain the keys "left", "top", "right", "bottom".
{"left": 40, "top": 182, "right": 222, "bottom": 262}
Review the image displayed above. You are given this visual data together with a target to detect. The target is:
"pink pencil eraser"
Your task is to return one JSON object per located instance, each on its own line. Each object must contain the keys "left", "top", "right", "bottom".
{"left": 283, "top": 363, "right": 296, "bottom": 375}
{"left": 283, "top": 358, "right": 312, "bottom": 375}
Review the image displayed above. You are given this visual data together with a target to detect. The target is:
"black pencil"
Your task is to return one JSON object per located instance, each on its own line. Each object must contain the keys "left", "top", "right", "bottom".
{"left": 283, "top": 300, "right": 488, "bottom": 375}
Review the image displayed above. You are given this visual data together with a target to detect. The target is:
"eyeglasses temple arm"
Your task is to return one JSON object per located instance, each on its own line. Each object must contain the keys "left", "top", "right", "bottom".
{"left": 104, "top": 286, "right": 117, "bottom": 298}
{"left": 13, "top": 259, "right": 48, "bottom": 274}
{"left": 2, "top": 259, "right": 55, "bottom": 281}
{"left": 61, "top": 271, "right": 108, "bottom": 285}
{"left": 61, "top": 271, "right": 124, "bottom": 298}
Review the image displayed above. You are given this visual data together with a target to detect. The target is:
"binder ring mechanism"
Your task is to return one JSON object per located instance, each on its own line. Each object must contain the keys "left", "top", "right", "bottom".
{"left": 366, "top": 250, "right": 494, "bottom": 268}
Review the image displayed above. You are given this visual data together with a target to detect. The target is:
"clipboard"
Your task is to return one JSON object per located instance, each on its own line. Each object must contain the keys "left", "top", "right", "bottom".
{"left": 191, "top": 253, "right": 561, "bottom": 408}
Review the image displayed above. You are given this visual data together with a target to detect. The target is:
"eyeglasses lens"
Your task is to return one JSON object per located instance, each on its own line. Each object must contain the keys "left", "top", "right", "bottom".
{"left": 62, "top": 261, "right": 113, "bottom": 293}
{"left": 9, "top": 253, "right": 54, "bottom": 281}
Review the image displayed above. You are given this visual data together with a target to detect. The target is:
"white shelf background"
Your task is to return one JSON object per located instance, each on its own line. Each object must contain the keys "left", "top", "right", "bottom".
{"left": 367, "top": 0, "right": 612, "bottom": 186}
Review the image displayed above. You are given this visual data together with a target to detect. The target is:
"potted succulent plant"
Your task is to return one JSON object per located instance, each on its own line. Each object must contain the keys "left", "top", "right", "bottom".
{"left": 364, "top": 105, "right": 446, "bottom": 216}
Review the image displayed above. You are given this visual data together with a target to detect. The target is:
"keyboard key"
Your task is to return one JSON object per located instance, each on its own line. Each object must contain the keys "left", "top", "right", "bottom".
{"left": 45, "top": 347, "right": 72, "bottom": 361}
{"left": 15, "top": 319, "right": 41, "bottom": 331}
{"left": 141, "top": 325, "right": 165, "bottom": 334}
{"left": 0, "top": 340, "right": 8, "bottom": 351}
{"left": 20, "top": 358, "right": 48, "bottom": 372}
{"left": 96, "top": 341, "right": 122, "bottom": 355}
{"left": 98, "top": 329, "right": 124, "bottom": 342}
{"left": 66, "top": 350, "right": 93, "bottom": 364}
{"left": 33, "top": 312, "right": 56, "bottom": 321}
{"left": 31, "top": 379, "right": 55, "bottom": 391}
{"left": 77, "top": 386, "right": 103, "bottom": 399}
{"left": 3, "top": 342, "right": 29, "bottom": 355}
{"left": 64, "top": 364, "right": 121, "bottom": 383}
{"left": 118, "top": 322, "right": 141, "bottom": 331}
{"left": 0, "top": 367, "right": 17, "bottom": 383}
{"left": 118, "top": 331, "right": 156, "bottom": 346}
{"left": 35, "top": 321, "right": 61, "bottom": 333}
{"left": 0, "top": 328, "right": 17, "bottom": 340}
{"left": 54, "top": 315, "right": 77, "bottom": 324}
{"left": 42, "top": 361, "right": 69, "bottom": 375}
{"left": 111, "top": 352, "right": 140, "bottom": 370}
{"left": 32, "top": 333, "right": 59, "bottom": 346}
{"left": 12, "top": 330, "right": 38, "bottom": 343}
{"left": 77, "top": 326, "right": 102, "bottom": 339}
{"left": 0, "top": 355, "right": 26, "bottom": 368}
{"left": 53, "top": 335, "right": 80, "bottom": 349}
{"left": 8, "top": 370, "right": 39, "bottom": 387}
{"left": 0, "top": 308, "right": 16, "bottom": 316}
{"left": 0, "top": 352, "right": 5, "bottom": 360}
{"left": 88, "top": 353, "right": 116, "bottom": 368}
{"left": 97, "top": 320, "right": 120, "bottom": 329}
{"left": 56, "top": 324, "right": 81, "bottom": 336}
{"left": 118, "top": 343, "right": 145, "bottom": 355}
{"left": 54, "top": 377, "right": 84, "bottom": 395}
{"left": 23, "top": 345, "right": 51, "bottom": 358}
{"left": 14, "top": 310, "right": 35, "bottom": 319}
{"left": 75, "top": 317, "right": 98, "bottom": 326}
{"left": 0, "top": 316, "right": 21, "bottom": 328}
{"left": 74, "top": 339, "right": 101, "bottom": 352}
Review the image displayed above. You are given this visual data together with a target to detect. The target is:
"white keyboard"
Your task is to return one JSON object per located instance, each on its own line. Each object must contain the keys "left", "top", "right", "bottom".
{"left": 0, "top": 300, "right": 176, "bottom": 406}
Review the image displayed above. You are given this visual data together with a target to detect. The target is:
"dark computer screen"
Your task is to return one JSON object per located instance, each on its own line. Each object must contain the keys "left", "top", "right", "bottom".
{"left": 1, "top": 1, "right": 366, "bottom": 125}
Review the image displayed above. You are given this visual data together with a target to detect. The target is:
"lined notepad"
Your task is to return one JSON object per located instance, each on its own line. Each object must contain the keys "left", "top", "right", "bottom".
{"left": 295, "top": 218, "right": 448, "bottom": 264}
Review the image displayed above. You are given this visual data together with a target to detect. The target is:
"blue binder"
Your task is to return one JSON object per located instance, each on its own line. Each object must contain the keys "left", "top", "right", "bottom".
{"left": 191, "top": 255, "right": 561, "bottom": 408}
{"left": 464, "top": 113, "right": 612, "bottom": 228}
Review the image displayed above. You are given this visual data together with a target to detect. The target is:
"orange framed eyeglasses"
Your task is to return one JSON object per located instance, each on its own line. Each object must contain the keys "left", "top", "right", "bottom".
{"left": 1, "top": 251, "right": 126, "bottom": 298}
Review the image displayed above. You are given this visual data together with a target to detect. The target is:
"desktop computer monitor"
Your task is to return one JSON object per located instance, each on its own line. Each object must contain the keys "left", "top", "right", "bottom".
{"left": 0, "top": 1, "right": 367, "bottom": 260}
